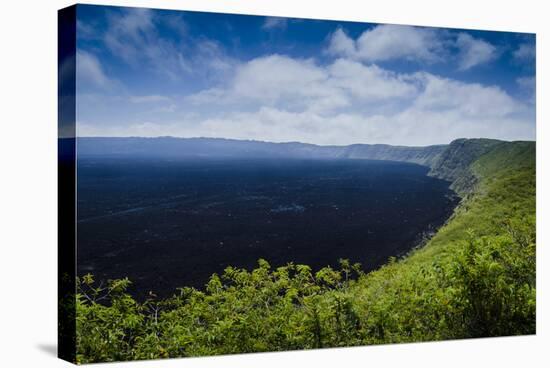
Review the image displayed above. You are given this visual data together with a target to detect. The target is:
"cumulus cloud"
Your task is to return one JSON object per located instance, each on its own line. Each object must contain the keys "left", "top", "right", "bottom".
{"left": 188, "top": 55, "right": 346, "bottom": 113}
{"left": 412, "top": 73, "right": 521, "bottom": 117}
{"left": 79, "top": 96, "right": 533, "bottom": 146}
{"left": 76, "top": 12, "right": 533, "bottom": 146}
{"left": 327, "top": 25, "right": 445, "bottom": 63}
{"left": 456, "top": 33, "right": 497, "bottom": 70}
{"left": 231, "top": 55, "right": 332, "bottom": 107}
{"left": 91, "top": 53, "right": 533, "bottom": 145}
{"left": 326, "top": 29, "right": 356, "bottom": 58}
{"left": 328, "top": 59, "right": 417, "bottom": 101}
{"left": 327, "top": 26, "right": 498, "bottom": 70}
{"left": 187, "top": 54, "right": 418, "bottom": 115}
{"left": 186, "top": 70, "right": 531, "bottom": 145}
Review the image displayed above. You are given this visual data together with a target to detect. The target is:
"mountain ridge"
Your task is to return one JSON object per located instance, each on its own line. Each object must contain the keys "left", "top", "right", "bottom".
{"left": 75, "top": 136, "right": 448, "bottom": 165}
{"left": 75, "top": 136, "right": 534, "bottom": 197}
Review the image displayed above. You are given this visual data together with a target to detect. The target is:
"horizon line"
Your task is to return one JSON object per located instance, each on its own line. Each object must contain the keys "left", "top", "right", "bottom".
{"left": 59, "top": 135, "right": 534, "bottom": 148}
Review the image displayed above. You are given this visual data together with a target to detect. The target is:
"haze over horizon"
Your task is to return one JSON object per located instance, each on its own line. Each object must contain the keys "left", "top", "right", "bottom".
{"left": 75, "top": 135, "right": 534, "bottom": 148}
{"left": 72, "top": 5, "right": 536, "bottom": 146}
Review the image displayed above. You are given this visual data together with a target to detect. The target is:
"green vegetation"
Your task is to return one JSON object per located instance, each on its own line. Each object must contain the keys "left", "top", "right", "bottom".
{"left": 74, "top": 139, "right": 536, "bottom": 364}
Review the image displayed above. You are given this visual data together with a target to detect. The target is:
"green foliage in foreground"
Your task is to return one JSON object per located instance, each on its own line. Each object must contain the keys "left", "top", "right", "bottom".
{"left": 75, "top": 141, "right": 535, "bottom": 364}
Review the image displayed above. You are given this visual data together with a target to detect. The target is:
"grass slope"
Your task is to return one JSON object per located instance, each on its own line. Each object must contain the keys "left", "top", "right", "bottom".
{"left": 73, "top": 140, "right": 536, "bottom": 363}
{"left": 425, "top": 140, "right": 535, "bottom": 257}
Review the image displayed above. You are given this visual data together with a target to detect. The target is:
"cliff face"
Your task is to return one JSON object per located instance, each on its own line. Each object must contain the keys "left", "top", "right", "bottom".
{"left": 428, "top": 139, "right": 501, "bottom": 176}
{"left": 427, "top": 138, "right": 504, "bottom": 195}
{"left": 337, "top": 144, "right": 446, "bottom": 167}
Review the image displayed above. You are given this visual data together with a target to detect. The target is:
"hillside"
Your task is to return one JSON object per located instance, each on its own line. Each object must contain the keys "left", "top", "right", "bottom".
{"left": 345, "top": 139, "right": 535, "bottom": 342}
{"left": 73, "top": 138, "right": 536, "bottom": 363}
{"left": 428, "top": 138, "right": 504, "bottom": 195}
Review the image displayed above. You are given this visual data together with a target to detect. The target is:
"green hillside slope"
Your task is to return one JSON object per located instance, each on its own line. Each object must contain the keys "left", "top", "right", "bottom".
{"left": 344, "top": 140, "right": 535, "bottom": 343}
{"left": 73, "top": 139, "right": 536, "bottom": 363}
{"left": 428, "top": 138, "right": 503, "bottom": 194}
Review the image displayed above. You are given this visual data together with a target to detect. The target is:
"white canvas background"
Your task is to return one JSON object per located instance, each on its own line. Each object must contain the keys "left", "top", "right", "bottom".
{"left": 0, "top": 0, "right": 547, "bottom": 366}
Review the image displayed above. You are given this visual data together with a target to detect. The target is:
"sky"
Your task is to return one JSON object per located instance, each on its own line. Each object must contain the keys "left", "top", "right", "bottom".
{"left": 75, "top": 4, "right": 536, "bottom": 146}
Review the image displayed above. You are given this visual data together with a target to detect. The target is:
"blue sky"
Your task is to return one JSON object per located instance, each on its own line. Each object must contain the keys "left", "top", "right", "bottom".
{"left": 75, "top": 4, "right": 535, "bottom": 145}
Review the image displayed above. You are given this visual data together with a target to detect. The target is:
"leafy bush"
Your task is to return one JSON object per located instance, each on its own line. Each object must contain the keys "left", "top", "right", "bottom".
{"left": 76, "top": 219, "right": 535, "bottom": 363}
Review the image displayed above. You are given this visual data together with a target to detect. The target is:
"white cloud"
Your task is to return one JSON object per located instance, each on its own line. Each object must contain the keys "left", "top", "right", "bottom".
{"left": 103, "top": 8, "right": 155, "bottom": 64}
{"left": 412, "top": 73, "right": 521, "bottom": 117}
{"left": 231, "top": 55, "right": 330, "bottom": 106}
{"left": 327, "top": 25, "right": 445, "bottom": 63}
{"left": 517, "top": 76, "right": 535, "bottom": 104}
{"left": 262, "top": 17, "right": 287, "bottom": 30}
{"left": 187, "top": 54, "right": 418, "bottom": 114}
{"left": 76, "top": 8, "right": 534, "bottom": 146}
{"left": 91, "top": 53, "right": 533, "bottom": 146}
{"left": 194, "top": 40, "right": 236, "bottom": 73}
{"left": 517, "top": 76, "right": 535, "bottom": 91}
{"left": 187, "top": 55, "right": 349, "bottom": 114}
{"left": 102, "top": 8, "right": 191, "bottom": 80}
{"left": 129, "top": 95, "right": 172, "bottom": 103}
{"left": 328, "top": 59, "right": 417, "bottom": 100}
{"left": 98, "top": 8, "right": 235, "bottom": 82}
{"left": 195, "top": 72, "right": 530, "bottom": 145}
{"left": 456, "top": 33, "right": 497, "bottom": 70}
{"left": 514, "top": 42, "right": 535, "bottom": 60}
{"left": 76, "top": 50, "right": 115, "bottom": 90}
{"left": 325, "top": 28, "right": 357, "bottom": 59}
{"left": 77, "top": 19, "right": 99, "bottom": 40}
{"left": 78, "top": 121, "right": 171, "bottom": 137}
{"left": 79, "top": 96, "right": 533, "bottom": 146}
{"left": 327, "top": 26, "right": 498, "bottom": 70}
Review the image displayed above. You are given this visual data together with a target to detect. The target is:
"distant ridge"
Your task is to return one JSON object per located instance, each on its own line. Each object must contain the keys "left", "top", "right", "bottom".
{"left": 74, "top": 136, "right": 534, "bottom": 197}
{"left": 75, "top": 136, "right": 447, "bottom": 167}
